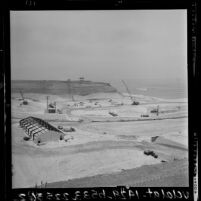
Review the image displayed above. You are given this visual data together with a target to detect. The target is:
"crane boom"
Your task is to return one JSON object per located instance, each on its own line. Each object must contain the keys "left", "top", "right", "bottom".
{"left": 121, "top": 80, "right": 140, "bottom": 105}
{"left": 121, "top": 80, "right": 133, "bottom": 102}
{"left": 19, "top": 90, "right": 28, "bottom": 105}
{"left": 20, "top": 90, "right": 24, "bottom": 100}
{"left": 67, "top": 81, "right": 75, "bottom": 102}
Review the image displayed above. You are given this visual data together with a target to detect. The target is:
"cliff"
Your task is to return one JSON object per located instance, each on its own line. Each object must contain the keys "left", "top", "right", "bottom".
{"left": 11, "top": 80, "right": 118, "bottom": 95}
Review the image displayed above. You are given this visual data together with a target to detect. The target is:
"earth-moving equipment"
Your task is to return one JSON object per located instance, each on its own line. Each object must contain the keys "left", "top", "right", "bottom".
{"left": 121, "top": 80, "right": 139, "bottom": 105}
{"left": 19, "top": 90, "right": 28, "bottom": 105}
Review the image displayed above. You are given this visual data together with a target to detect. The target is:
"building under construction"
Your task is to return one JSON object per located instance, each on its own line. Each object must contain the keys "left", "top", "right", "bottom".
{"left": 19, "top": 116, "right": 65, "bottom": 145}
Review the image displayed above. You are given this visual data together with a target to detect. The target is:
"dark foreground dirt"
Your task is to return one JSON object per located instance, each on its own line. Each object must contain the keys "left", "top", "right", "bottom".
{"left": 44, "top": 158, "right": 188, "bottom": 188}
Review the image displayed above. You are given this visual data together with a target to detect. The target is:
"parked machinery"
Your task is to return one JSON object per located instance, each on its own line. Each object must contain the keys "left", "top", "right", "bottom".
{"left": 150, "top": 105, "right": 159, "bottom": 116}
{"left": 46, "top": 96, "right": 56, "bottom": 113}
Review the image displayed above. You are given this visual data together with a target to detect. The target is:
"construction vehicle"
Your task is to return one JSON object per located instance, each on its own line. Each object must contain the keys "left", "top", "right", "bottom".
{"left": 150, "top": 105, "right": 159, "bottom": 116}
{"left": 19, "top": 90, "right": 28, "bottom": 105}
{"left": 46, "top": 96, "right": 56, "bottom": 113}
{"left": 144, "top": 150, "right": 158, "bottom": 158}
{"left": 141, "top": 114, "right": 149, "bottom": 117}
{"left": 58, "top": 125, "right": 63, "bottom": 130}
{"left": 57, "top": 125, "right": 76, "bottom": 132}
{"left": 109, "top": 111, "right": 118, "bottom": 117}
{"left": 57, "top": 109, "right": 62, "bottom": 114}
{"left": 121, "top": 80, "right": 139, "bottom": 105}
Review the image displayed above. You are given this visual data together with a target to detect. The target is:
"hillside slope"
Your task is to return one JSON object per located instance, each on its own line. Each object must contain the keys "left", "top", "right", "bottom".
{"left": 11, "top": 80, "right": 118, "bottom": 95}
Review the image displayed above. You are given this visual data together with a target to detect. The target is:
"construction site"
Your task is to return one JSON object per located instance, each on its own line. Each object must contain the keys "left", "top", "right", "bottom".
{"left": 11, "top": 79, "right": 188, "bottom": 188}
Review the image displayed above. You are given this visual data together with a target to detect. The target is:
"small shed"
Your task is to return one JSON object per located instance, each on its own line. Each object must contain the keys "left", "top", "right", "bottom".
{"left": 19, "top": 116, "right": 65, "bottom": 145}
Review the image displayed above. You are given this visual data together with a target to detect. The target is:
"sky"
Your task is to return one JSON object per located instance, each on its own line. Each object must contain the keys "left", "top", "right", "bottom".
{"left": 10, "top": 10, "right": 187, "bottom": 83}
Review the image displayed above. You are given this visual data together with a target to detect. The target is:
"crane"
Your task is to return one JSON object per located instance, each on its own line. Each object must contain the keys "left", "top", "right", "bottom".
{"left": 151, "top": 105, "right": 159, "bottom": 116}
{"left": 121, "top": 80, "right": 139, "bottom": 105}
{"left": 19, "top": 90, "right": 28, "bottom": 105}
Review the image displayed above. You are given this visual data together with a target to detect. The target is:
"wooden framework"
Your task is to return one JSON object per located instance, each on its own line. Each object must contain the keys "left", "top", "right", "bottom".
{"left": 19, "top": 116, "right": 63, "bottom": 141}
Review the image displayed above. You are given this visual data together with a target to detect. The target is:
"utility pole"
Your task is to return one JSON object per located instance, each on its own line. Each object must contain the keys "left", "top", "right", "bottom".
{"left": 67, "top": 80, "right": 75, "bottom": 102}
{"left": 46, "top": 96, "right": 49, "bottom": 112}
{"left": 157, "top": 105, "right": 159, "bottom": 116}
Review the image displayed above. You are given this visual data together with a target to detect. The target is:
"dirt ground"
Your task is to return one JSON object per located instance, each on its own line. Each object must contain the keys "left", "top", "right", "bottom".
{"left": 11, "top": 92, "right": 188, "bottom": 188}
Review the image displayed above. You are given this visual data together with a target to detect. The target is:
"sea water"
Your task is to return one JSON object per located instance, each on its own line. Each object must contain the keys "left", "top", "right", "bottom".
{"left": 111, "top": 78, "right": 188, "bottom": 100}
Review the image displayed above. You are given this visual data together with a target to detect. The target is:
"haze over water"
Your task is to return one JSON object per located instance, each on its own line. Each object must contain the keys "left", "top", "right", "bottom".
{"left": 111, "top": 78, "right": 188, "bottom": 99}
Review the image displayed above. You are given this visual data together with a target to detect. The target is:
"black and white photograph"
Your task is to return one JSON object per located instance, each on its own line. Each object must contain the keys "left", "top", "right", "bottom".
{"left": 10, "top": 10, "right": 188, "bottom": 189}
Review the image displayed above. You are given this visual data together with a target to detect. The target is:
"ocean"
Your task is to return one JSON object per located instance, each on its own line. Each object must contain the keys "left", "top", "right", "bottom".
{"left": 111, "top": 78, "right": 188, "bottom": 100}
